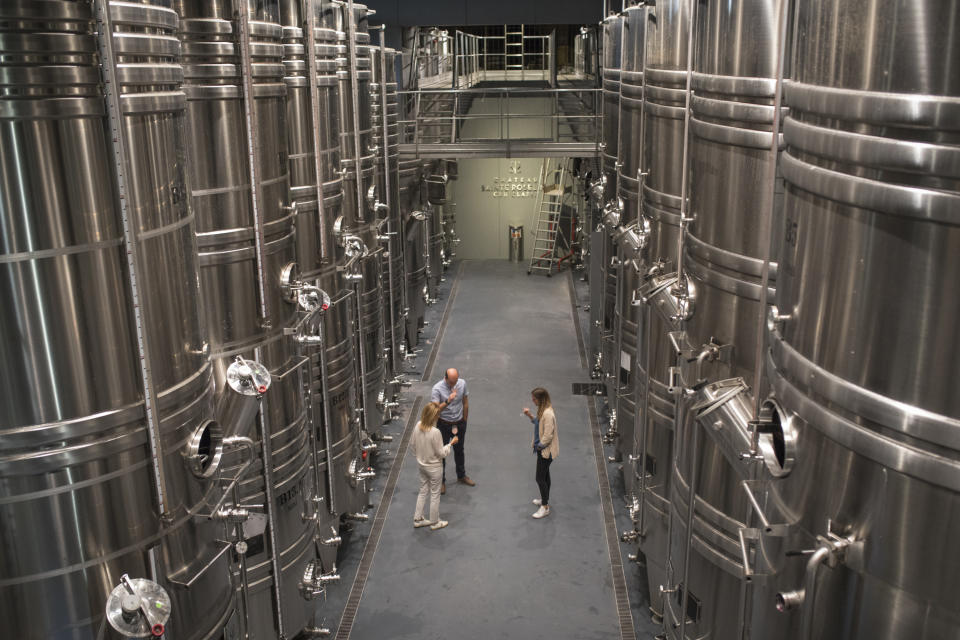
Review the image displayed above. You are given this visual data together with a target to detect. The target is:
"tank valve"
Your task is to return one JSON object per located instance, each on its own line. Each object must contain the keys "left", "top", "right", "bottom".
{"left": 213, "top": 507, "right": 250, "bottom": 523}
{"left": 767, "top": 305, "right": 792, "bottom": 334}
{"left": 355, "top": 468, "right": 376, "bottom": 481}
{"left": 321, "top": 527, "right": 342, "bottom": 547}
{"left": 300, "top": 561, "right": 341, "bottom": 600}
{"left": 105, "top": 575, "right": 171, "bottom": 638}
{"left": 667, "top": 366, "right": 681, "bottom": 395}
{"left": 345, "top": 512, "right": 370, "bottom": 522}
{"left": 776, "top": 590, "right": 805, "bottom": 612}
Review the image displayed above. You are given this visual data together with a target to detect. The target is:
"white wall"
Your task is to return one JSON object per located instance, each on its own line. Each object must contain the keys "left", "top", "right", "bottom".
{"left": 448, "top": 158, "right": 548, "bottom": 260}
{"left": 447, "top": 97, "right": 559, "bottom": 260}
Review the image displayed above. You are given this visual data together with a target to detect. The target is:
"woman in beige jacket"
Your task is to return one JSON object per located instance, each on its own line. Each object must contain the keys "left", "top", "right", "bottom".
{"left": 412, "top": 402, "right": 458, "bottom": 530}
{"left": 522, "top": 387, "right": 558, "bottom": 519}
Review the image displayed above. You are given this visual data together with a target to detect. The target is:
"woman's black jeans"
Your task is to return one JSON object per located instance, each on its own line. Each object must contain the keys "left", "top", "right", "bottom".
{"left": 536, "top": 455, "right": 553, "bottom": 505}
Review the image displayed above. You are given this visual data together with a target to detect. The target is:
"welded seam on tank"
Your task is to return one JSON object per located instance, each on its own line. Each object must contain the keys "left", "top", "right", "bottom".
{"left": 0, "top": 238, "right": 124, "bottom": 263}
{"left": 335, "top": 395, "right": 424, "bottom": 640}
{"left": 570, "top": 273, "right": 636, "bottom": 640}
{"left": 420, "top": 260, "right": 466, "bottom": 382}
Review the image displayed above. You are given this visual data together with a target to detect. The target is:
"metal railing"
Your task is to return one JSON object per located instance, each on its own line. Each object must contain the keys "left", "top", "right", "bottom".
{"left": 415, "top": 26, "right": 556, "bottom": 90}
{"left": 398, "top": 87, "right": 601, "bottom": 158}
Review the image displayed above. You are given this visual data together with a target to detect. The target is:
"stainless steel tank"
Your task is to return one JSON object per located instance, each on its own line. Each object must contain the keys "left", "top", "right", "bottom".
{"left": 282, "top": 0, "right": 343, "bottom": 282}
{"left": 281, "top": 1, "right": 367, "bottom": 528}
{"left": 661, "top": 0, "right": 784, "bottom": 637}
{"left": 0, "top": 2, "right": 233, "bottom": 637}
{"left": 442, "top": 201, "right": 459, "bottom": 268}
{"left": 601, "top": 13, "right": 623, "bottom": 203}
{"left": 610, "top": 3, "right": 648, "bottom": 491}
{"left": 400, "top": 158, "right": 428, "bottom": 347}
{"left": 335, "top": 2, "right": 387, "bottom": 443}
{"left": 279, "top": 0, "right": 362, "bottom": 591}
{"left": 372, "top": 45, "right": 405, "bottom": 380}
{"left": 593, "top": 13, "right": 624, "bottom": 390}
{"left": 754, "top": 1, "right": 960, "bottom": 638}
{"left": 424, "top": 161, "right": 448, "bottom": 300}
{"left": 179, "top": 1, "right": 318, "bottom": 636}
{"left": 633, "top": 0, "right": 690, "bottom": 620}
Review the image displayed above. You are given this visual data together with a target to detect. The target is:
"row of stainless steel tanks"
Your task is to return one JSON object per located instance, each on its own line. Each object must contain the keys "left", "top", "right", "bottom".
{"left": 587, "top": 1, "right": 959, "bottom": 639}
{"left": 0, "top": 0, "right": 452, "bottom": 638}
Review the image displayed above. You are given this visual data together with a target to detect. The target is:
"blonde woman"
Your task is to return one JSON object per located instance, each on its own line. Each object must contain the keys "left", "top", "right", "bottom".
{"left": 412, "top": 401, "right": 459, "bottom": 531}
{"left": 522, "top": 387, "right": 559, "bottom": 519}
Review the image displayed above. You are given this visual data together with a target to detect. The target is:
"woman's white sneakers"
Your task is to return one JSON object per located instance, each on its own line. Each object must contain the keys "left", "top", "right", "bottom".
{"left": 532, "top": 505, "right": 551, "bottom": 519}
{"left": 413, "top": 518, "right": 431, "bottom": 528}
{"left": 430, "top": 519, "right": 449, "bottom": 531}
{"left": 532, "top": 498, "right": 542, "bottom": 506}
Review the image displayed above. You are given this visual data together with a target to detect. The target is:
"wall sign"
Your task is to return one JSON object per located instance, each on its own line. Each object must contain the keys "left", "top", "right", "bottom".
{"left": 480, "top": 160, "right": 541, "bottom": 198}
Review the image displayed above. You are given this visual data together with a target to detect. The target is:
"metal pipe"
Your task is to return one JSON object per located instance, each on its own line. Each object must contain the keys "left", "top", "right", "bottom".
{"left": 345, "top": 0, "right": 367, "bottom": 223}
{"left": 375, "top": 27, "right": 400, "bottom": 375}
{"left": 741, "top": 480, "right": 771, "bottom": 530}
{"left": 627, "top": 3, "right": 651, "bottom": 505}
{"left": 236, "top": 0, "right": 271, "bottom": 323}
{"left": 303, "top": 0, "right": 331, "bottom": 262}
{"left": 254, "top": 346, "right": 286, "bottom": 639}
{"left": 315, "top": 293, "right": 344, "bottom": 515}
{"left": 674, "top": 0, "right": 698, "bottom": 289}
{"left": 612, "top": 242, "right": 625, "bottom": 433}
{"left": 613, "top": 10, "right": 625, "bottom": 199}
{"left": 92, "top": 0, "right": 169, "bottom": 518}
{"left": 451, "top": 29, "right": 458, "bottom": 89}
{"left": 800, "top": 547, "right": 832, "bottom": 640}
{"left": 233, "top": 480, "right": 252, "bottom": 640}
{"left": 210, "top": 437, "right": 258, "bottom": 515}
{"left": 636, "top": 294, "right": 653, "bottom": 536}
{"left": 300, "top": 320, "right": 327, "bottom": 523}
{"left": 353, "top": 274, "right": 372, "bottom": 435}
{"left": 750, "top": 0, "right": 791, "bottom": 454}
{"left": 678, "top": 403, "right": 699, "bottom": 640}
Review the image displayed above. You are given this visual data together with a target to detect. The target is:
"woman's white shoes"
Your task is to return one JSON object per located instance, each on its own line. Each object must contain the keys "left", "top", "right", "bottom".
{"left": 430, "top": 519, "right": 449, "bottom": 531}
{"left": 532, "top": 505, "right": 551, "bottom": 519}
{"left": 413, "top": 518, "right": 431, "bottom": 528}
{"left": 532, "top": 498, "right": 542, "bottom": 506}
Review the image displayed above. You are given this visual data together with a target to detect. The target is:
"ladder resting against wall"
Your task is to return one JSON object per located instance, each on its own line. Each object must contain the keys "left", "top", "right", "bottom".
{"left": 528, "top": 159, "right": 571, "bottom": 276}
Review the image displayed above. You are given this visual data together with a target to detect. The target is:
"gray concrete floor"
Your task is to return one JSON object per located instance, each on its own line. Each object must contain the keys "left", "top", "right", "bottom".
{"left": 349, "top": 260, "right": 617, "bottom": 640}
{"left": 323, "top": 260, "right": 660, "bottom": 639}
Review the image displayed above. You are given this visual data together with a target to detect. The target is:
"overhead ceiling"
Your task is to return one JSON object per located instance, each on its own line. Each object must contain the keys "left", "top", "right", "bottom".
{"left": 363, "top": 0, "right": 603, "bottom": 27}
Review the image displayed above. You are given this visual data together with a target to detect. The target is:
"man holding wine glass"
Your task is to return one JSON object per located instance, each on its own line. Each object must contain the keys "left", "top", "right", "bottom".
{"left": 431, "top": 367, "right": 475, "bottom": 494}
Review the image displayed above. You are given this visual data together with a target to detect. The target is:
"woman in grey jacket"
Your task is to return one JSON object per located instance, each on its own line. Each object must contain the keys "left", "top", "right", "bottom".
{"left": 412, "top": 401, "right": 458, "bottom": 530}
{"left": 522, "top": 387, "right": 559, "bottom": 519}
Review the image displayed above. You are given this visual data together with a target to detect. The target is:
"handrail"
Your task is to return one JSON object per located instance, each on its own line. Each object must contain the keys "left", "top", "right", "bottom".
{"left": 404, "top": 87, "right": 601, "bottom": 95}
{"left": 396, "top": 84, "right": 601, "bottom": 157}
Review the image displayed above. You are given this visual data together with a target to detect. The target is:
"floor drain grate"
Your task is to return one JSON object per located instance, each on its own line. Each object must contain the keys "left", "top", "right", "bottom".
{"left": 335, "top": 396, "right": 424, "bottom": 639}
{"left": 569, "top": 269, "right": 637, "bottom": 640}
